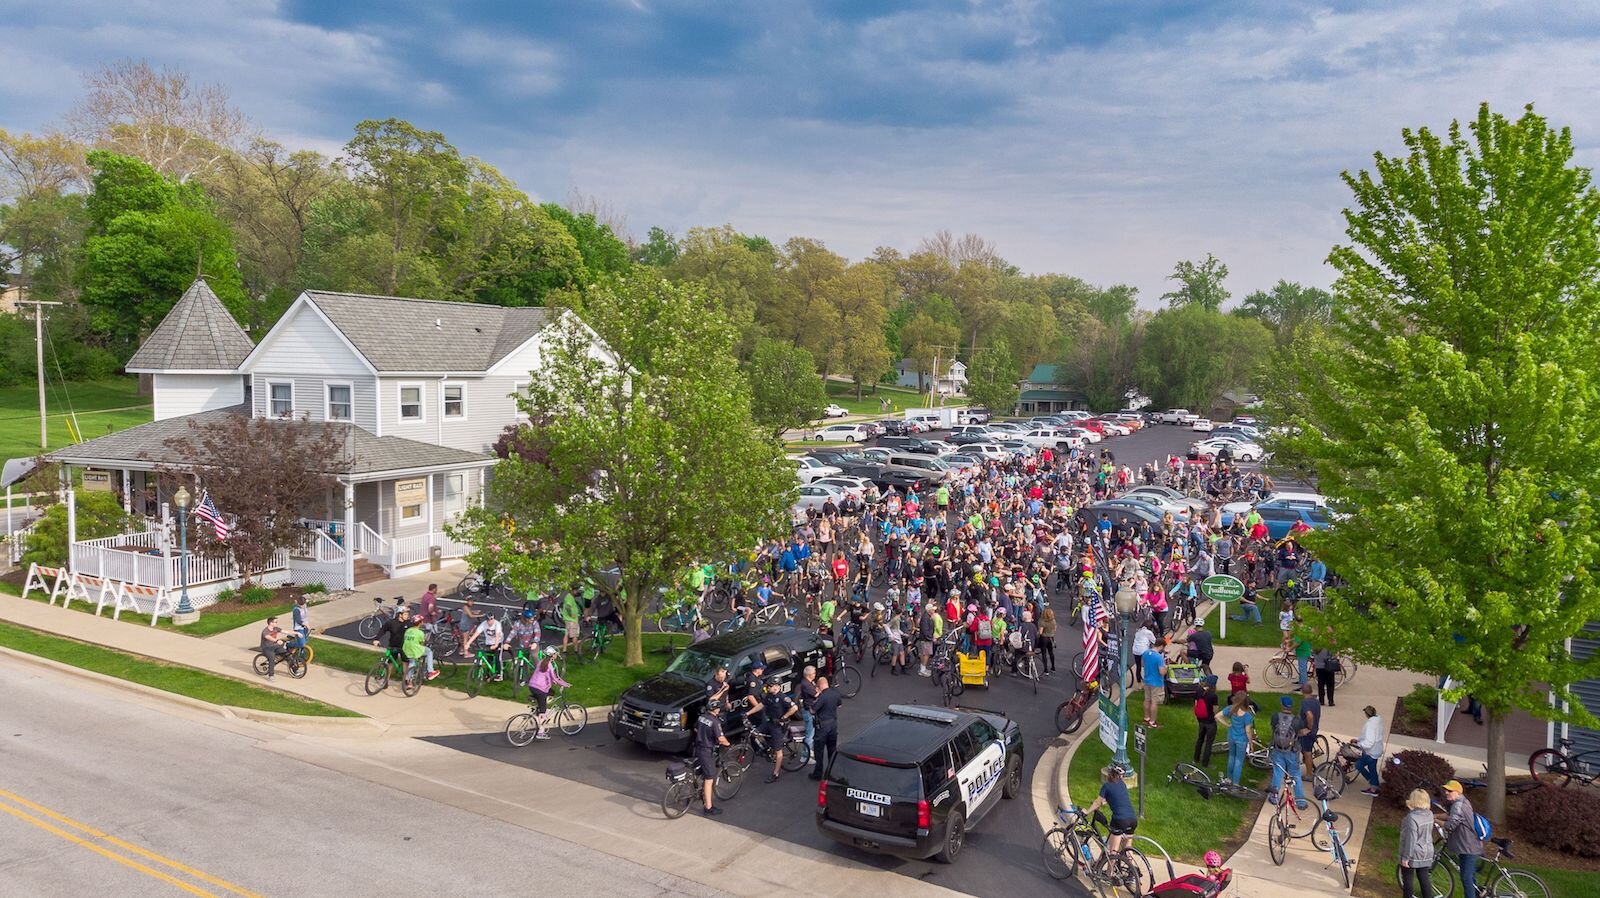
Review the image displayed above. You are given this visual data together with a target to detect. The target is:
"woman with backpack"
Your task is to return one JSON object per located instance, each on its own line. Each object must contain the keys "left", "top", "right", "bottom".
{"left": 1193, "top": 676, "right": 1220, "bottom": 766}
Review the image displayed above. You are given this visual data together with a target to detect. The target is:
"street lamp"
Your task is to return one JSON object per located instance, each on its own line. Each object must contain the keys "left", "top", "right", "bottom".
{"left": 1112, "top": 581, "right": 1140, "bottom": 775}
{"left": 173, "top": 486, "right": 194, "bottom": 621}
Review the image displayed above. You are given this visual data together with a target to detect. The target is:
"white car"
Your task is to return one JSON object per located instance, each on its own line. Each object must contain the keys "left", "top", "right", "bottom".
{"left": 1158, "top": 408, "right": 1192, "bottom": 424}
{"left": 923, "top": 439, "right": 956, "bottom": 455}
{"left": 1191, "top": 437, "right": 1265, "bottom": 461}
{"left": 942, "top": 453, "right": 980, "bottom": 473}
{"left": 791, "top": 455, "right": 842, "bottom": 483}
{"left": 965, "top": 443, "right": 1008, "bottom": 461}
{"left": 1190, "top": 418, "right": 1215, "bottom": 432}
{"left": 815, "top": 423, "right": 870, "bottom": 442}
{"left": 813, "top": 475, "right": 879, "bottom": 502}
{"left": 793, "top": 483, "right": 847, "bottom": 513}
{"left": 1099, "top": 421, "right": 1131, "bottom": 437}
{"left": 1065, "top": 426, "right": 1102, "bottom": 444}
{"left": 1123, "top": 485, "right": 1207, "bottom": 517}
{"left": 986, "top": 422, "right": 1025, "bottom": 434}
{"left": 860, "top": 447, "right": 893, "bottom": 462}
{"left": 822, "top": 404, "right": 849, "bottom": 418}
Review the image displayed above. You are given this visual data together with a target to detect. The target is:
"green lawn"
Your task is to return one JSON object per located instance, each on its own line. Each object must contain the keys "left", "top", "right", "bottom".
{"left": 1068, "top": 688, "right": 1291, "bottom": 862}
{"left": 822, "top": 380, "right": 966, "bottom": 418}
{"left": 308, "top": 630, "right": 678, "bottom": 708}
{"left": 1355, "top": 819, "right": 1599, "bottom": 898}
{"left": 0, "top": 377, "right": 151, "bottom": 461}
{"left": 1207, "top": 592, "right": 1293, "bottom": 649}
{"left": 4, "top": 580, "right": 296, "bottom": 638}
{"left": 0, "top": 620, "right": 359, "bottom": 717}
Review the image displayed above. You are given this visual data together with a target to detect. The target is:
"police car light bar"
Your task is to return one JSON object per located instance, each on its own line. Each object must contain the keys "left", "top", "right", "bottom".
{"left": 885, "top": 704, "right": 960, "bottom": 724}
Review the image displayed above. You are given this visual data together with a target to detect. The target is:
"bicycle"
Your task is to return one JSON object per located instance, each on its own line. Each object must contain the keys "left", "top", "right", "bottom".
{"left": 1528, "top": 736, "right": 1600, "bottom": 788}
{"left": 1262, "top": 650, "right": 1300, "bottom": 689}
{"left": 356, "top": 596, "right": 407, "bottom": 640}
{"left": 1002, "top": 642, "right": 1041, "bottom": 694}
{"left": 252, "top": 644, "right": 307, "bottom": 680}
{"left": 1311, "top": 734, "right": 1365, "bottom": 799}
{"left": 1054, "top": 679, "right": 1101, "bottom": 735}
{"left": 504, "top": 646, "right": 538, "bottom": 698}
{"left": 504, "top": 689, "right": 588, "bottom": 745}
{"left": 583, "top": 620, "right": 612, "bottom": 662}
{"left": 1167, "top": 762, "right": 1263, "bottom": 800}
{"left": 1395, "top": 835, "right": 1549, "bottom": 898}
{"left": 725, "top": 719, "right": 810, "bottom": 772}
{"left": 820, "top": 649, "right": 862, "bottom": 698}
{"left": 1265, "top": 771, "right": 1317, "bottom": 865}
{"left": 363, "top": 648, "right": 411, "bottom": 696}
{"left": 1039, "top": 805, "right": 1153, "bottom": 895}
{"left": 1308, "top": 775, "right": 1355, "bottom": 888}
{"left": 465, "top": 647, "right": 506, "bottom": 698}
{"left": 661, "top": 754, "right": 744, "bottom": 819}
{"left": 651, "top": 596, "right": 701, "bottom": 634}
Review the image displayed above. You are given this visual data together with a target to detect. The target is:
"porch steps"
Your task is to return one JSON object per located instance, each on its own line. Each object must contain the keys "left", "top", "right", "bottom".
{"left": 353, "top": 560, "right": 387, "bottom": 586}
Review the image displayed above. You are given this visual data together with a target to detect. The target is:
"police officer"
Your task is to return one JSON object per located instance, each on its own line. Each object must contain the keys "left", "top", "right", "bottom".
{"left": 761, "top": 677, "right": 799, "bottom": 783}
{"left": 696, "top": 698, "right": 731, "bottom": 816}
{"left": 807, "top": 676, "right": 842, "bottom": 780}
{"left": 741, "top": 658, "right": 768, "bottom": 736}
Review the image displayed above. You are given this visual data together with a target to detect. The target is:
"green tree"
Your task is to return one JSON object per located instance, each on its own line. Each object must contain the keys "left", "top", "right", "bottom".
{"left": 23, "top": 491, "right": 136, "bottom": 568}
{"left": 633, "top": 226, "right": 679, "bottom": 267}
{"left": 79, "top": 150, "right": 247, "bottom": 346}
{"left": 966, "top": 338, "right": 1020, "bottom": 414}
{"left": 668, "top": 225, "right": 782, "bottom": 354}
{"left": 541, "top": 202, "right": 631, "bottom": 278}
{"left": 449, "top": 276, "right": 794, "bottom": 667}
{"left": 897, "top": 311, "right": 960, "bottom": 394}
{"left": 1136, "top": 305, "right": 1269, "bottom": 411}
{"left": 1274, "top": 104, "right": 1600, "bottom": 825}
{"left": 1161, "top": 253, "right": 1230, "bottom": 311}
{"left": 747, "top": 337, "right": 826, "bottom": 437}
{"left": 1237, "top": 280, "right": 1335, "bottom": 346}
{"left": 1062, "top": 316, "right": 1144, "bottom": 411}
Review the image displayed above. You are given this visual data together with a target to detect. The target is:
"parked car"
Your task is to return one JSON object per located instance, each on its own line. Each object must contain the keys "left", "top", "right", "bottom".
{"left": 823, "top": 403, "right": 849, "bottom": 418}
{"left": 860, "top": 447, "right": 894, "bottom": 462}
{"left": 862, "top": 420, "right": 886, "bottom": 438}
{"left": 964, "top": 443, "right": 1008, "bottom": 461}
{"left": 1064, "top": 426, "right": 1101, "bottom": 444}
{"left": 1020, "top": 428, "right": 1085, "bottom": 452}
{"left": 941, "top": 453, "right": 980, "bottom": 473}
{"left": 808, "top": 447, "right": 871, "bottom": 467}
{"left": 883, "top": 453, "right": 954, "bottom": 482}
{"left": 1122, "top": 485, "right": 1207, "bottom": 517}
{"left": 793, "top": 482, "right": 847, "bottom": 513}
{"left": 1190, "top": 418, "right": 1215, "bottom": 432}
{"left": 1190, "top": 437, "right": 1265, "bottom": 462}
{"left": 876, "top": 436, "right": 940, "bottom": 454}
{"left": 996, "top": 439, "right": 1036, "bottom": 461}
{"left": 1255, "top": 500, "right": 1332, "bottom": 539}
{"left": 1096, "top": 420, "right": 1130, "bottom": 437}
{"left": 959, "top": 408, "right": 991, "bottom": 424}
{"left": 1159, "top": 408, "right": 1195, "bottom": 425}
{"left": 815, "top": 423, "right": 872, "bottom": 442}
{"left": 1233, "top": 415, "right": 1260, "bottom": 427}
{"left": 878, "top": 418, "right": 915, "bottom": 436}
{"left": 816, "top": 704, "right": 1023, "bottom": 863}
{"left": 1075, "top": 500, "right": 1167, "bottom": 535}
{"left": 792, "top": 455, "right": 843, "bottom": 483}
{"left": 813, "top": 475, "right": 881, "bottom": 503}
{"left": 985, "top": 422, "right": 1025, "bottom": 434}
{"left": 948, "top": 432, "right": 991, "bottom": 446}
{"left": 1220, "top": 491, "right": 1328, "bottom": 525}
{"left": 612, "top": 627, "right": 830, "bottom": 752}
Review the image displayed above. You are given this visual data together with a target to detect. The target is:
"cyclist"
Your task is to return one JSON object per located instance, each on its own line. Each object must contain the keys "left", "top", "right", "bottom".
{"left": 696, "top": 697, "right": 731, "bottom": 816}
{"left": 1439, "top": 779, "right": 1484, "bottom": 898}
{"left": 455, "top": 597, "right": 485, "bottom": 655}
{"left": 373, "top": 604, "right": 410, "bottom": 670}
{"left": 402, "top": 615, "right": 438, "bottom": 681}
{"left": 559, "top": 588, "right": 583, "bottom": 653}
{"left": 589, "top": 587, "right": 623, "bottom": 635}
{"left": 289, "top": 595, "right": 310, "bottom": 649}
{"left": 760, "top": 677, "right": 798, "bottom": 783}
{"left": 1201, "top": 849, "right": 1227, "bottom": 882}
{"left": 525, "top": 649, "right": 570, "bottom": 740}
{"left": 508, "top": 609, "right": 540, "bottom": 655}
{"left": 1084, "top": 765, "right": 1138, "bottom": 858}
{"left": 463, "top": 612, "right": 507, "bottom": 681}
{"left": 259, "top": 615, "right": 290, "bottom": 681}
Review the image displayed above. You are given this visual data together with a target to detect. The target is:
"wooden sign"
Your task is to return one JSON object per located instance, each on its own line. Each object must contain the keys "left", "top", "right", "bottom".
{"left": 82, "top": 469, "right": 114, "bottom": 492}
{"left": 394, "top": 478, "right": 426, "bottom": 505}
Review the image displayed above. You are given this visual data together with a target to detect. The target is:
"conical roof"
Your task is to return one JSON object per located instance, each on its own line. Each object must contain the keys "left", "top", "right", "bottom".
{"left": 125, "top": 279, "right": 254, "bottom": 373}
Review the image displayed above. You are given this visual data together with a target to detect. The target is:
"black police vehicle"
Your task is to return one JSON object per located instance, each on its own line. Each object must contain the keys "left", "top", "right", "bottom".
{"left": 609, "top": 626, "right": 829, "bottom": 753}
{"left": 816, "top": 704, "right": 1023, "bottom": 863}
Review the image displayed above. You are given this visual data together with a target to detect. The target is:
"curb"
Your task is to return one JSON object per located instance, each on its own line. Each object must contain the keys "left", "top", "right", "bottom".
{"left": 0, "top": 645, "right": 383, "bottom": 733}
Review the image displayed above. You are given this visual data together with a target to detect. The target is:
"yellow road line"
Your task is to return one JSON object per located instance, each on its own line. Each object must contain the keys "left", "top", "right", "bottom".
{"left": 0, "top": 796, "right": 220, "bottom": 897}
{"left": 0, "top": 786, "right": 263, "bottom": 898}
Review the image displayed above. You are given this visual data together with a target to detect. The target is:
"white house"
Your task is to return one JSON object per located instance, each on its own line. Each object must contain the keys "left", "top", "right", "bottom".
{"left": 48, "top": 279, "right": 603, "bottom": 601}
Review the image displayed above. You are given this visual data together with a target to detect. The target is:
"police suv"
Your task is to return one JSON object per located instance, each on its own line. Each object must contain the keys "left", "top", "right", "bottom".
{"left": 815, "top": 704, "right": 1023, "bottom": 863}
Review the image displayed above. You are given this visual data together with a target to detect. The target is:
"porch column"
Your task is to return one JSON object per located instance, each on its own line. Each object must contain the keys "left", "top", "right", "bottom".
{"left": 121, "top": 469, "right": 131, "bottom": 514}
{"left": 425, "top": 474, "right": 436, "bottom": 548}
{"left": 343, "top": 480, "right": 355, "bottom": 590}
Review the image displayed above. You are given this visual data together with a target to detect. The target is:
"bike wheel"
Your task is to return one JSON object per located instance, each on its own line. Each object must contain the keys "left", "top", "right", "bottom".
{"left": 1170, "top": 763, "right": 1209, "bottom": 786}
{"left": 1396, "top": 857, "right": 1456, "bottom": 898}
{"left": 466, "top": 662, "right": 487, "bottom": 698}
{"left": 398, "top": 665, "right": 417, "bottom": 695}
{"left": 1070, "top": 651, "right": 1086, "bottom": 679}
{"left": 252, "top": 654, "right": 270, "bottom": 677}
{"left": 1264, "top": 659, "right": 1292, "bottom": 689}
{"left": 1267, "top": 816, "right": 1288, "bottom": 865}
{"left": 1121, "top": 847, "right": 1154, "bottom": 895}
{"left": 1314, "top": 762, "right": 1348, "bottom": 799}
{"left": 1040, "top": 827, "right": 1075, "bottom": 880}
{"left": 707, "top": 589, "right": 729, "bottom": 615}
{"left": 1311, "top": 734, "right": 1332, "bottom": 765}
{"left": 556, "top": 701, "right": 588, "bottom": 736}
{"left": 836, "top": 665, "right": 862, "bottom": 698}
{"left": 364, "top": 662, "right": 389, "bottom": 695}
{"left": 1334, "top": 838, "right": 1352, "bottom": 889}
{"left": 1024, "top": 656, "right": 1039, "bottom": 694}
{"left": 870, "top": 566, "right": 885, "bottom": 587}
{"left": 1492, "top": 870, "right": 1551, "bottom": 898}
{"left": 1056, "top": 700, "right": 1085, "bottom": 735}
{"left": 1310, "top": 811, "right": 1354, "bottom": 850}
{"left": 289, "top": 655, "right": 307, "bottom": 680}
{"left": 715, "top": 765, "right": 744, "bottom": 800}
{"left": 357, "top": 615, "right": 381, "bottom": 640}
{"left": 662, "top": 781, "right": 693, "bottom": 819}
{"left": 506, "top": 713, "right": 538, "bottom": 747}
{"left": 1528, "top": 749, "right": 1572, "bottom": 787}
{"left": 782, "top": 739, "right": 809, "bottom": 772}
{"left": 724, "top": 741, "right": 754, "bottom": 772}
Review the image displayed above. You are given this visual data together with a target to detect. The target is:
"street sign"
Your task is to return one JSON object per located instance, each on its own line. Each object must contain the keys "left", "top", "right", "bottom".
{"left": 1134, "top": 725, "right": 1147, "bottom": 755}
{"left": 1098, "top": 693, "right": 1123, "bottom": 752}
{"left": 1200, "top": 574, "right": 1245, "bottom": 602}
{"left": 1133, "top": 725, "right": 1148, "bottom": 817}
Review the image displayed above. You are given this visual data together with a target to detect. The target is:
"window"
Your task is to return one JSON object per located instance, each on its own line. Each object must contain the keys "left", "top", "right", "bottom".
{"left": 399, "top": 384, "right": 423, "bottom": 421}
{"left": 400, "top": 502, "right": 423, "bottom": 521}
{"left": 442, "top": 383, "right": 465, "bottom": 418}
{"left": 268, "top": 382, "right": 292, "bottom": 417}
{"left": 512, "top": 381, "right": 530, "bottom": 422}
{"left": 949, "top": 729, "right": 979, "bottom": 769}
{"left": 326, "top": 383, "right": 352, "bottom": 422}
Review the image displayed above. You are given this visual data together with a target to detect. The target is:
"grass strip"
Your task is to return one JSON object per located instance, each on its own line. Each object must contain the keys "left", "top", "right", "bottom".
{"left": 309, "top": 630, "right": 680, "bottom": 708}
{"left": 0, "top": 620, "right": 360, "bottom": 717}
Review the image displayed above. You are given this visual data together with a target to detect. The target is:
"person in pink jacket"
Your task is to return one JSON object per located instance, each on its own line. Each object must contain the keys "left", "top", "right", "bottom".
{"left": 526, "top": 651, "right": 572, "bottom": 740}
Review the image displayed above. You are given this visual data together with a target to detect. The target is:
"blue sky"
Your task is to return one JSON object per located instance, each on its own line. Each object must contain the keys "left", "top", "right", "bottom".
{"left": 6, "top": 0, "right": 1600, "bottom": 304}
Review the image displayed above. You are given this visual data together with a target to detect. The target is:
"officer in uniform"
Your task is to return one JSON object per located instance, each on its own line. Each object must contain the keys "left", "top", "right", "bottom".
{"left": 696, "top": 698, "right": 731, "bottom": 816}
{"left": 761, "top": 676, "right": 799, "bottom": 783}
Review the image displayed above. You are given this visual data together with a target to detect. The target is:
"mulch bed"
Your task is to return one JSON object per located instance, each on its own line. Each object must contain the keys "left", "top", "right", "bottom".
{"left": 1392, "top": 695, "right": 1437, "bottom": 739}
{"left": 201, "top": 584, "right": 325, "bottom": 613}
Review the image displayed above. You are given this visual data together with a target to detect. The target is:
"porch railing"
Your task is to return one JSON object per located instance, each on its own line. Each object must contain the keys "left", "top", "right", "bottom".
{"left": 355, "top": 523, "right": 390, "bottom": 567}
{"left": 70, "top": 542, "right": 170, "bottom": 587}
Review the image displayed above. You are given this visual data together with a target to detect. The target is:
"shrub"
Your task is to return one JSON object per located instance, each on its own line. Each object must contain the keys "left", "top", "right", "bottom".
{"left": 1380, "top": 748, "right": 1456, "bottom": 810}
{"left": 1402, "top": 683, "right": 1439, "bottom": 725}
{"left": 302, "top": 582, "right": 327, "bottom": 594}
{"left": 239, "top": 585, "right": 275, "bottom": 605}
{"left": 1517, "top": 786, "right": 1600, "bottom": 858}
{"left": 215, "top": 588, "right": 238, "bottom": 603}
{"left": 21, "top": 491, "right": 137, "bottom": 567}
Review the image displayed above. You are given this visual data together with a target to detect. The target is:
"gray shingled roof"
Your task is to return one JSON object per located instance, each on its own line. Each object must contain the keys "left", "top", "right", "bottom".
{"left": 49, "top": 406, "right": 494, "bottom": 478}
{"left": 125, "top": 279, "right": 255, "bottom": 372}
{"left": 302, "top": 291, "right": 554, "bottom": 373}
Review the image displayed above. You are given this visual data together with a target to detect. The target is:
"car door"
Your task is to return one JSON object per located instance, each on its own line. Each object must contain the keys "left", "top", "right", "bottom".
{"left": 957, "top": 720, "right": 1008, "bottom": 820}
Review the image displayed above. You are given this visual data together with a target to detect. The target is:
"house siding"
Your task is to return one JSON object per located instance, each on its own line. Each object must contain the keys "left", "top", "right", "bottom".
{"left": 252, "top": 374, "right": 376, "bottom": 430}
{"left": 1568, "top": 623, "right": 1600, "bottom": 758}
{"left": 151, "top": 374, "right": 243, "bottom": 421}
{"left": 377, "top": 376, "right": 526, "bottom": 455}
{"left": 243, "top": 303, "right": 378, "bottom": 429}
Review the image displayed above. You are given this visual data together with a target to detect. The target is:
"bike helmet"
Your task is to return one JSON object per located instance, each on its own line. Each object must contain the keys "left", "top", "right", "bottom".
{"left": 1203, "top": 850, "right": 1222, "bottom": 867}
{"left": 766, "top": 676, "right": 784, "bottom": 688}
{"left": 707, "top": 698, "right": 725, "bottom": 712}
{"left": 872, "top": 602, "right": 884, "bottom": 612}
{"left": 521, "top": 609, "right": 535, "bottom": 619}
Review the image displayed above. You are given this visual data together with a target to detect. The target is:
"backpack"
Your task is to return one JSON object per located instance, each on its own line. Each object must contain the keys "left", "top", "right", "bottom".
{"left": 977, "top": 617, "right": 993, "bottom": 640}
{"left": 1008, "top": 630, "right": 1024, "bottom": 650}
{"left": 1270, "top": 711, "right": 1298, "bottom": 751}
{"left": 1473, "top": 812, "right": 1493, "bottom": 842}
{"left": 1194, "top": 697, "right": 1209, "bottom": 720}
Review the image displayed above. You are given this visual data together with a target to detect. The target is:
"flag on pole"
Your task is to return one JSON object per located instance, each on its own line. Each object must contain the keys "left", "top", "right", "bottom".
{"left": 1081, "top": 591, "right": 1102, "bottom": 685}
{"left": 193, "top": 490, "right": 232, "bottom": 540}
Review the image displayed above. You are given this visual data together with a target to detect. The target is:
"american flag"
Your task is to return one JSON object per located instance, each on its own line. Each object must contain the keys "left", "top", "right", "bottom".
{"left": 193, "top": 490, "right": 232, "bottom": 540}
{"left": 1081, "top": 589, "right": 1105, "bottom": 685}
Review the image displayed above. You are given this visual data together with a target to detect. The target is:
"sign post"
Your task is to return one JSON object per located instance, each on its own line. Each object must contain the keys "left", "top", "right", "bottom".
{"left": 1199, "top": 574, "right": 1245, "bottom": 640}
{"left": 1133, "top": 725, "right": 1148, "bottom": 817}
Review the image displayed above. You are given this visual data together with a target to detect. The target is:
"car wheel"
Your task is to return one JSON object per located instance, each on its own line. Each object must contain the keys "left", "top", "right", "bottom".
{"left": 845, "top": 436, "right": 856, "bottom": 443}
{"left": 1001, "top": 755, "right": 1022, "bottom": 799}
{"left": 935, "top": 809, "right": 965, "bottom": 863}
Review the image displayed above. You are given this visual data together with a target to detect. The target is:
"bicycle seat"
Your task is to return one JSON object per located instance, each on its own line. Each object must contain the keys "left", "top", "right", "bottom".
{"left": 1321, "top": 810, "right": 1340, "bottom": 823}
{"left": 1492, "top": 837, "right": 1513, "bottom": 857}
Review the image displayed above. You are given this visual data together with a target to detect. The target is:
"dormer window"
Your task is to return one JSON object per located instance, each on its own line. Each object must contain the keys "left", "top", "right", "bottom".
{"left": 268, "top": 382, "right": 293, "bottom": 417}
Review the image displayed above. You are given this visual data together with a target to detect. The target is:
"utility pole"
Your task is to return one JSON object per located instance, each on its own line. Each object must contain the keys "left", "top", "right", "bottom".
{"left": 14, "top": 300, "right": 63, "bottom": 451}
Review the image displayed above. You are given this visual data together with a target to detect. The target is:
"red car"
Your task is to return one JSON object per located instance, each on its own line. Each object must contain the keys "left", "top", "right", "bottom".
{"left": 1078, "top": 419, "right": 1107, "bottom": 435}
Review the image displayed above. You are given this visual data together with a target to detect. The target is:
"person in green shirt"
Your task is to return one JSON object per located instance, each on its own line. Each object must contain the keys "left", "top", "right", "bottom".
{"left": 402, "top": 618, "right": 437, "bottom": 680}
{"left": 819, "top": 596, "right": 838, "bottom": 631}
{"left": 560, "top": 590, "right": 583, "bottom": 653}
{"left": 1293, "top": 630, "right": 1314, "bottom": 688}
{"left": 989, "top": 611, "right": 1009, "bottom": 673}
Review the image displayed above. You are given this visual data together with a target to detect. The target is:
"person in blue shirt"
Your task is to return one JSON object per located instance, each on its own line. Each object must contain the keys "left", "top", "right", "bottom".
{"left": 1142, "top": 643, "right": 1167, "bottom": 728}
{"left": 1085, "top": 766, "right": 1139, "bottom": 853}
{"left": 794, "top": 539, "right": 812, "bottom": 565}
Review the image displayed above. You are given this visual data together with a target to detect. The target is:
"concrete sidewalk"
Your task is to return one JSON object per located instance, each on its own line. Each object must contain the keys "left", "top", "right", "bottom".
{"left": 0, "top": 569, "right": 535, "bottom": 736}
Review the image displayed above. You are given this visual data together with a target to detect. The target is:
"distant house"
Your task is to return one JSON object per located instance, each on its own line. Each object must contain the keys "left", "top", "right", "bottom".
{"left": 1016, "top": 364, "right": 1087, "bottom": 414}
{"left": 894, "top": 358, "right": 968, "bottom": 396}
{"left": 0, "top": 283, "right": 25, "bottom": 315}
{"left": 1208, "top": 389, "right": 1261, "bottom": 422}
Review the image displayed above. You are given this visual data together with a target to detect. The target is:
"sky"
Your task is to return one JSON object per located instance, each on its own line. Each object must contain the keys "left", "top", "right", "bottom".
{"left": 6, "top": 0, "right": 1600, "bottom": 305}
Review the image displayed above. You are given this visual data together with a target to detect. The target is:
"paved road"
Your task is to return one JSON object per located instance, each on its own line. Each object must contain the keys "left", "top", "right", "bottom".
{"left": 425, "top": 648, "right": 1090, "bottom": 898}
{"left": 0, "top": 657, "right": 725, "bottom": 898}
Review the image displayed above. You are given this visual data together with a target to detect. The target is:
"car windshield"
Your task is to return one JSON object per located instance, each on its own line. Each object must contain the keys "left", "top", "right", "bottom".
{"left": 665, "top": 648, "right": 727, "bottom": 680}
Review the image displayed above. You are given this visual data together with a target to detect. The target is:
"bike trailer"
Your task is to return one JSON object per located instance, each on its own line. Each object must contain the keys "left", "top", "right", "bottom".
{"left": 1145, "top": 869, "right": 1229, "bottom": 897}
{"left": 1163, "top": 662, "right": 1206, "bottom": 703}
{"left": 957, "top": 650, "right": 990, "bottom": 687}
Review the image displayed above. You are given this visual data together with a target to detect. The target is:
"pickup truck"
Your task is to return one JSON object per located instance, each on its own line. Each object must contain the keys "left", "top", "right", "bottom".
{"left": 1158, "top": 408, "right": 1198, "bottom": 425}
{"left": 1019, "top": 428, "right": 1086, "bottom": 451}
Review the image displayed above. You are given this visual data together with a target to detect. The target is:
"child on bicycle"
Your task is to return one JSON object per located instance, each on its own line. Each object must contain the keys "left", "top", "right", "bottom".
{"left": 525, "top": 651, "right": 571, "bottom": 740}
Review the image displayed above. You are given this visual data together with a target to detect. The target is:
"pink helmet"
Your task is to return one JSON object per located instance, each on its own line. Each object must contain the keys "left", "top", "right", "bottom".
{"left": 1204, "top": 850, "right": 1223, "bottom": 867}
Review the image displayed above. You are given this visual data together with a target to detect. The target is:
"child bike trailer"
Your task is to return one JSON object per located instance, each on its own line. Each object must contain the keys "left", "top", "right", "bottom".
{"left": 1163, "top": 662, "right": 1206, "bottom": 703}
{"left": 1145, "top": 869, "right": 1230, "bottom": 897}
